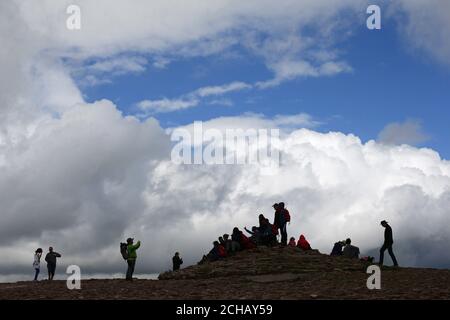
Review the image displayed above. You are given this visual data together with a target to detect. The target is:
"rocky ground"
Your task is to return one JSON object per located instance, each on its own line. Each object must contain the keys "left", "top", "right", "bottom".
{"left": 1, "top": 246, "right": 450, "bottom": 299}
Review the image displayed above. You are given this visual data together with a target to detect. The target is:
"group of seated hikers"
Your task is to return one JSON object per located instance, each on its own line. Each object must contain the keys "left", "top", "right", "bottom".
{"left": 330, "top": 238, "right": 374, "bottom": 263}
{"left": 198, "top": 202, "right": 318, "bottom": 264}
{"left": 197, "top": 202, "right": 376, "bottom": 265}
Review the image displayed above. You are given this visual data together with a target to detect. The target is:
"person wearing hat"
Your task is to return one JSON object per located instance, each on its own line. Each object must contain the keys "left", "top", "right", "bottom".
{"left": 379, "top": 220, "right": 399, "bottom": 267}
{"left": 126, "top": 238, "right": 141, "bottom": 280}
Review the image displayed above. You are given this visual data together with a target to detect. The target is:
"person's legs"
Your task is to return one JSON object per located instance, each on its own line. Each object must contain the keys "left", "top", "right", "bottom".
{"left": 51, "top": 264, "right": 56, "bottom": 280}
{"left": 47, "top": 264, "right": 52, "bottom": 280}
{"left": 48, "top": 264, "right": 54, "bottom": 280}
{"left": 34, "top": 268, "right": 40, "bottom": 281}
{"left": 379, "top": 244, "right": 387, "bottom": 266}
{"left": 126, "top": 260, "right": 134, "bottom": 280}
{"left": 388, "top": 245, "right": 399, "bottom": 266}
{"left": 131, "top": 259, "right": 136, "bottom": 278}
{"left": 280, "top": 224, "right": 287, "bottom": 246}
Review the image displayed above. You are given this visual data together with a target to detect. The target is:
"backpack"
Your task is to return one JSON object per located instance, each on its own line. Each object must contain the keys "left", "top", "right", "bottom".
{"left": 283, "top": 209, "right": 291, "bottom": 223}
{"left": 120, "top": 242, "right": 128, "bottom": 260}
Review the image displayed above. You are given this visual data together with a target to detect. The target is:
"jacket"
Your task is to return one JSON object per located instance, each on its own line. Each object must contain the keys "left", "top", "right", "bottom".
{"left": 297, "top": 235, "right": 311, "bottom": 251}
{"left": 343, "top": 245, "right": 360, "bottom": 259}
{"left": 45, "top": 252, "right": 61, "bottom": 265}
{"left": 33, "top": 253, "right": 41, "bottom": 268}
{"left": 127, "top": 241, "right": 141, "bottom": 260}
{"left": 172, "top": 255, "right": 183, "bottom": 270}
{"left": 384, "top": 225, "right": 394, "bottom": 245}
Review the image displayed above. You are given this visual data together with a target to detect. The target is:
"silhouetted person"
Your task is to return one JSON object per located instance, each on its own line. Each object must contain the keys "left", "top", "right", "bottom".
{"left": 379, "top": 220, "right": 399, "bottom": 267}
{"left": 218, "top": 236, "right": 226, "bottom": 247}
{"left": 223, "top": 233, "right": 239, "bottom": 253}
{"left": 172, "top": 252, "right": 183, "bottom": 271}
{"left": 33, "top": 248, "right": 43, "bottom": 281}
{"left": 330, "top": 241, "right": 345, "bottom": 256}
{"left": 288, "top": 237, "right": 296, "bottom": 247}
{"left": 207, "top": 241, "right": 227, "bottom": 261}
{"left": 244, "top": 226, "right": 261, "bottom": 245}
{"left": 273, "top": 203, "right": 288, "bottom": 245}
{"left": 257, "top": 214, "right": 275, "bottom": 245}
{"left": 45, "top": 247, "right": 61, "bottom": 280}
{"left": 342, "top": 238, "right": 360, "bottom": 259}
{"left": 232, "top": 227, "right": 256, "bottom": 250}
{"left": 126, "top": 238, "right": 141, "bottom": 280}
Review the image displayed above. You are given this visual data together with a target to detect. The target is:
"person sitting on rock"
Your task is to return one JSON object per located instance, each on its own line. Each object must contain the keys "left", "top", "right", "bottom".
{"left": 223, "top": 233, "right": 239, "bottom": 253}
{"left": 258, "top": 216, "right": 277, "bottom": 246}
{"left": 172, "top": 252, "right": 183, "bottom": 271}
{"left": 219, "top": 236, "right": 227, "bottom": 248}
{"left": 342, "top": 238, "right": 360, "bottom": 259}
{"left": 232, "top": 227, "right": 256, "bottom": 250}
{"left": 330, "top": 240, "right": 345, "bottom": 256}
{"left": 288, "top": 237, "right": 296, "bottom": 247}
{"left": 297, "top": 234, "right": 312, "bottom": 251}
{"left": 231, "top": 228, "right": 242, "bottom": 250}
{"left": 244, "top": 226, "right": 261, "bottom": 245}
{"left": 207, "top": 241, "right": 227, "bottom": 262}
{"left": 258, "top": 214, "right": 271, "bottom": 233}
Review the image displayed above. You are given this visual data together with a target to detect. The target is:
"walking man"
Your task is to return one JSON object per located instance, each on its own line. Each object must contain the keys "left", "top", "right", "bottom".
{"left": 379, "top": 220, "right": 399, "bottom": 267}
{"left": 45, "top": 247, "right": 61, "bottom": 280}
{"left": 126, "top": 238, "right": 141, "bottom": 280}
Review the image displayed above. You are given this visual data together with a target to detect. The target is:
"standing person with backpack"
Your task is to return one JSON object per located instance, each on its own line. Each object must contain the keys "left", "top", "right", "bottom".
{"left": 44, "top": 247, "right": 61, "bottom": 281}
{"left": 273, "top": 202, "right": 290, "bottom": 246}
{"left": 33, "top": 248, "right": 43, "bottom": 281}
{"left": 379, "top": 220, "right": 399, "bottom": 267}
{"left": 125, "top": 238, "right": 141, "bottom": 281}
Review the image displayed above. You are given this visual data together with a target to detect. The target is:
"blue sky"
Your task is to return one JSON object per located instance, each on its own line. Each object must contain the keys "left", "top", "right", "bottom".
{"left": 78, "top": 12, "right": 450, "bottom": 159}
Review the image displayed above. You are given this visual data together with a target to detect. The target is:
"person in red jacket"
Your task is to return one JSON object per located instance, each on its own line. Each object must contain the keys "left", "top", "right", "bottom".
{"left": 207, "top": 241, "right": 227, "bottom": 261}
{"left": 241, "top": 231, "right": 256, "bottom": 250}
{"left": 217, "top": 244, "right": 227, "bottom": 258}
{"left": 233, "top": 227, "right": 256, "bottom": 250}
{"left": 297, "top": 234, "right": 312, "bottom": 251}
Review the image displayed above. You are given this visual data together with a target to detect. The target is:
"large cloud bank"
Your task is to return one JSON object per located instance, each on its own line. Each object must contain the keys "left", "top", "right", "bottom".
{"left": 2, "top": 108, "right": 450, "bottom": 276}
{"left": 1, "top": 1, "right": 450, "bottom": 279}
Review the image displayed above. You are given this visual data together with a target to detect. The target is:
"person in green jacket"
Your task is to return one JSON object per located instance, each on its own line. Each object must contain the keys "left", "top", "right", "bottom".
{"left": 126, "top": 238, "right": 141, "bottom": 281}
